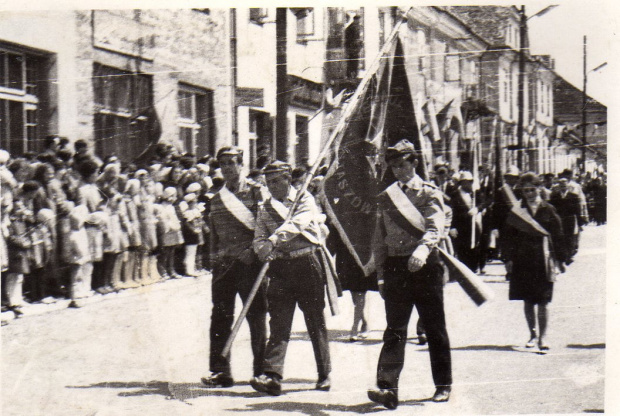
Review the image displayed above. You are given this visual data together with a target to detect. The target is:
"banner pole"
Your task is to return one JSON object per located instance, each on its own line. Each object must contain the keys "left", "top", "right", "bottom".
{"left": 222, "top": 10, "right": 412, "bottom": 358}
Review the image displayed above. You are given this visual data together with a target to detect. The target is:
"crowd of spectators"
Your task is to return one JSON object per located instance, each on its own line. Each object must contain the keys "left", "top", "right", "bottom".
{"left": 0, "top": 135, "right": 607, "bottom": 320}
{"left": 1, "top": 137, "right": 232, "bottom": 315}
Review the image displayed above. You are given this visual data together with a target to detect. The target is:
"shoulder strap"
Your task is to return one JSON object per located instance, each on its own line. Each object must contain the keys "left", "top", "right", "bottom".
{"left": 265, "top": 196, "right": 321, "bottom": 245}
{"left": 383, "top": 182, "right": 425, "bottom": 240}
{"left": 506, "top": 203, "right": 550, "bottom": 236}
{"left": 218, "top": 185, "right": 256, "bottom": 231}
{"left": 264, "top": 197, "right": 288, "bottom": 225}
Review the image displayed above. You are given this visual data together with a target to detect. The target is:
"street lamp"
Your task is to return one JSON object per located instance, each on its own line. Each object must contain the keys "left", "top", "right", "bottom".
{"left": 517, "top": 5, "right": 557, "bottom": 171}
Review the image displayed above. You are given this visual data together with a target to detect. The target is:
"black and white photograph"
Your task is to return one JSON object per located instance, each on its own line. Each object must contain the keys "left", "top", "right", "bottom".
{"left": 1, "top": 1, "right": 615, "bottom": 415}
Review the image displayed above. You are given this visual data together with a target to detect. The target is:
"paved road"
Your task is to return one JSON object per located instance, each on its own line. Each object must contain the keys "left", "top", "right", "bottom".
{"left": 1, "top": 224, "right": 609, "bottom": 415}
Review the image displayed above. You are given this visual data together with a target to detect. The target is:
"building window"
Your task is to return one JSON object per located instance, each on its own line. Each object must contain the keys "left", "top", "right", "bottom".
{"left": 177, "top": 83, "right": 215, "bottom": 157}
{"left": 344, "top": 11, "right": 364, "bottom": 78}
{"left": 510, "top": 65, "right": 516, "bottom": 120}
{"left": 295, "top": 115, "right": 309, "bottom": 167}
{"left": 249, "top": 109, "right": 272, "bottom": 169}
{"left": 445, "top": 47, "right": 460, "bottom": 82}
{"left": 378, "top": 10, "right": 386, "bottom": 48}
{"left": 249, "top": 8, "right": 268, "bottom": 25}
{"left": 416, "top": 29, "right": 427, "bottom": 74}
{"left": 293, "top": 8, "right": 315, "bottom": 42}
{"left": 431, "top": 40, "right": 445, "bottom": 82}
{"left": 501, "top": 69, "right": 508, "bottom": 103}
{"left": 0, "top": 48, "right": 46, "bottom": 156}
{"left": 93, "top": 63, "right": 153, "bottom": 161}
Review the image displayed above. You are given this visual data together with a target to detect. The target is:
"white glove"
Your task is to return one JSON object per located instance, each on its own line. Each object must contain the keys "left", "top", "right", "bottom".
{"left": 467, "top": 207, "right": 478, "bottom": 216}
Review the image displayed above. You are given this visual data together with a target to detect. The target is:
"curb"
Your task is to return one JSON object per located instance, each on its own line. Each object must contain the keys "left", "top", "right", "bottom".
{"left": 1, "top": 272, "right": 211, "bottom": 324}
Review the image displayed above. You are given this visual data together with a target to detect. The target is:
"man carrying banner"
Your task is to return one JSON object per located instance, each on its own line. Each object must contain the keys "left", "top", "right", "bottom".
{"left": 250, "top": 161, "right": 332, "bottom": 396}
{"left": 201, "top": 146, "right": 267, "bottom": 389}
{"left": 368, "top": 139, "right": 452, "bottom": 409}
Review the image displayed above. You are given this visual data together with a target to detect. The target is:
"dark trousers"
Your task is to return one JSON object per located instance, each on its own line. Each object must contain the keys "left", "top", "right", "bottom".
{"left": 24, "top": 268, "right": 49, "bottom": 302}
{"left": 377, "top": 255, "right": 452, "bottom": 390}
{"left": 209, "top": 258, "right": 267, "bottom": 377}
{"left": 263, "top": 252, "right": 331, "bottom": 380}
{"left": 454, "top": 236, "right": 480, "bottom": 273}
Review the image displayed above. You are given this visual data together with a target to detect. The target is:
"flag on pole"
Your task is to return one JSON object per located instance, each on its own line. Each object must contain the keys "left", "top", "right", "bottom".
{"left": 319, "top": 24, "right": 493, "bottom": 306}
{"left": 421, "top": 99, "right": 442, "bottom": 142}
{"left": 321, "top": 35, "right": 420, "bottom": 275}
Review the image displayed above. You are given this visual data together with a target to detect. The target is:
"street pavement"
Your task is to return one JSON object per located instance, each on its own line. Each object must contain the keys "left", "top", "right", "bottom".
{"left": 1, "top": 224, "right": 609, "bottom": 415}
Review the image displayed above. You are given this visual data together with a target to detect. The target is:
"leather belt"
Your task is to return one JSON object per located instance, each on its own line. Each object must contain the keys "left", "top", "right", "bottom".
{"left": 277, "top": 246, "right": 317, "bottom": 259}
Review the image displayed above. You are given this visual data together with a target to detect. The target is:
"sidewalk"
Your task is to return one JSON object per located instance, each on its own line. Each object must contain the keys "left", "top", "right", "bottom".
{"left": 2, "top": 260, "right": 508, "bottom": 323}
{"left": 1, "top": 273, "right": 212, "bottom": 324}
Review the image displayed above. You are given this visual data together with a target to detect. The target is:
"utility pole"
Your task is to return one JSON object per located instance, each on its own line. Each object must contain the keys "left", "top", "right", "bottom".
{"left": 230, "top": 8, "right": 238, "bottom": 146}
{"left": 516, "top": 5, "right": 526, "bottom": 171}
{"left": 276, "top": 8, "right": 289, "bottom": 161}
{"left": 581, "top": 35, "right": 587, "bottom": 173}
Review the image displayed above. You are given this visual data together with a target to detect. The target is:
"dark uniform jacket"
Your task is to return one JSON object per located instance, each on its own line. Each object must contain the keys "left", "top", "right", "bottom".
{"left": 209, "top": 177, "right": 263, "bottom": 261}
{"left": 373, "top": 175, "right": 444, "bottom": 265}
{"left": 549, "top": 190, "right": 584, "bottom": 236}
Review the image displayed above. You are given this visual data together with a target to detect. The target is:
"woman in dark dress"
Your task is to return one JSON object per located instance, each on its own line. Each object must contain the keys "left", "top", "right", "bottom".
{"left": 502, "top": 173, "right": 566, "bottom": 352}
{"left": 327, "top": 226, "right": 377, "bottom": 341}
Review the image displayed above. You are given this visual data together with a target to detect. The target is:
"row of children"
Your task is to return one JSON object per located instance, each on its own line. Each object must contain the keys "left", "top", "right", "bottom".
{"left": 1, "top": 141, "right": 215, "bottom": 314}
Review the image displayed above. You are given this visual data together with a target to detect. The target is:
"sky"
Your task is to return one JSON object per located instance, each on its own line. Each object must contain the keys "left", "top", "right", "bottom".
{"left": 523, "top": 0, "right": 616, "bottom": 105}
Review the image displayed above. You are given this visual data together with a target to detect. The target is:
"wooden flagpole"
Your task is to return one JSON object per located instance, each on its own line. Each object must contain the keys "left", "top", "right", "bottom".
{"left": 221, "top": 10, "right": 411, "bottom": 358}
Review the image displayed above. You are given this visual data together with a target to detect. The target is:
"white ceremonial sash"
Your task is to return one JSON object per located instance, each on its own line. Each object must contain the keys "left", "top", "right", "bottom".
{"left": 268, "top": 197, "right": 290, "bottom": 222}
{"left": 219, "top": 185, "right": 255, "bottom": 231}
{"left": 267, "top": 195, "right": 322, "bottom": 245}
{"left": 500, "top": 184, "right": 518, "bottom": 207}
{"left": 385, "top": 183, "right": 426, "bottom": 234}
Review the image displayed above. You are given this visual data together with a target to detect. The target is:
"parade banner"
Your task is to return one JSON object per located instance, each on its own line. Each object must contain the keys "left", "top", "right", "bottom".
{"left": 321, "top": 37, "right": 421, "bottom": 276}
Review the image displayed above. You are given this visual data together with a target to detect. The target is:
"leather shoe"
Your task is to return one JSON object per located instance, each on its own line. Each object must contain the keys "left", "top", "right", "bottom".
{"left": 368, "top": 388, "right": 398, "bottom": 409}
{"left": 431, "top": 386, "right": 451, "bottom": 402}
{"left": 250, "top": 374, "right": 282, "bottom": 396}
{"left": 315, "top": 376, "right": 331, "bottom": 391}
{"left": 201, "top": 372, "right": 234, "bottom": 388}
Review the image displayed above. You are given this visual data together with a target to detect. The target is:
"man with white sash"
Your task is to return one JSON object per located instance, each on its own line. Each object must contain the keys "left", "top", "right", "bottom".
{"left": 449, "top": 170, "right": 483, "bottom": 272}
{"left": 250, "top": 160, "right": 332, "bottom": 396}
{"left": 201, "top": 146, "right": 267, "bottom": 389}
{"left": 367, "top": 139, "right": 452, "bottom": 410}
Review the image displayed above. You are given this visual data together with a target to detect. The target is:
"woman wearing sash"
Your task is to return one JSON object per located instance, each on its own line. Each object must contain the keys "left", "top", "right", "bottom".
{"left": 503, "top": 172, "right": 566, "bottom": 352}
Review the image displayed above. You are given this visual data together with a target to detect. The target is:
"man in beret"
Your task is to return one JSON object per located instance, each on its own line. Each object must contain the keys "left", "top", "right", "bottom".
{"left": 368, "top": 139, "right": 451, "bottom": 409}
{"left": 201, "top": 146, "right": 268, "bottom": 389}
{"left": 250, "top": 160, "right": 331, "bottom": 396}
